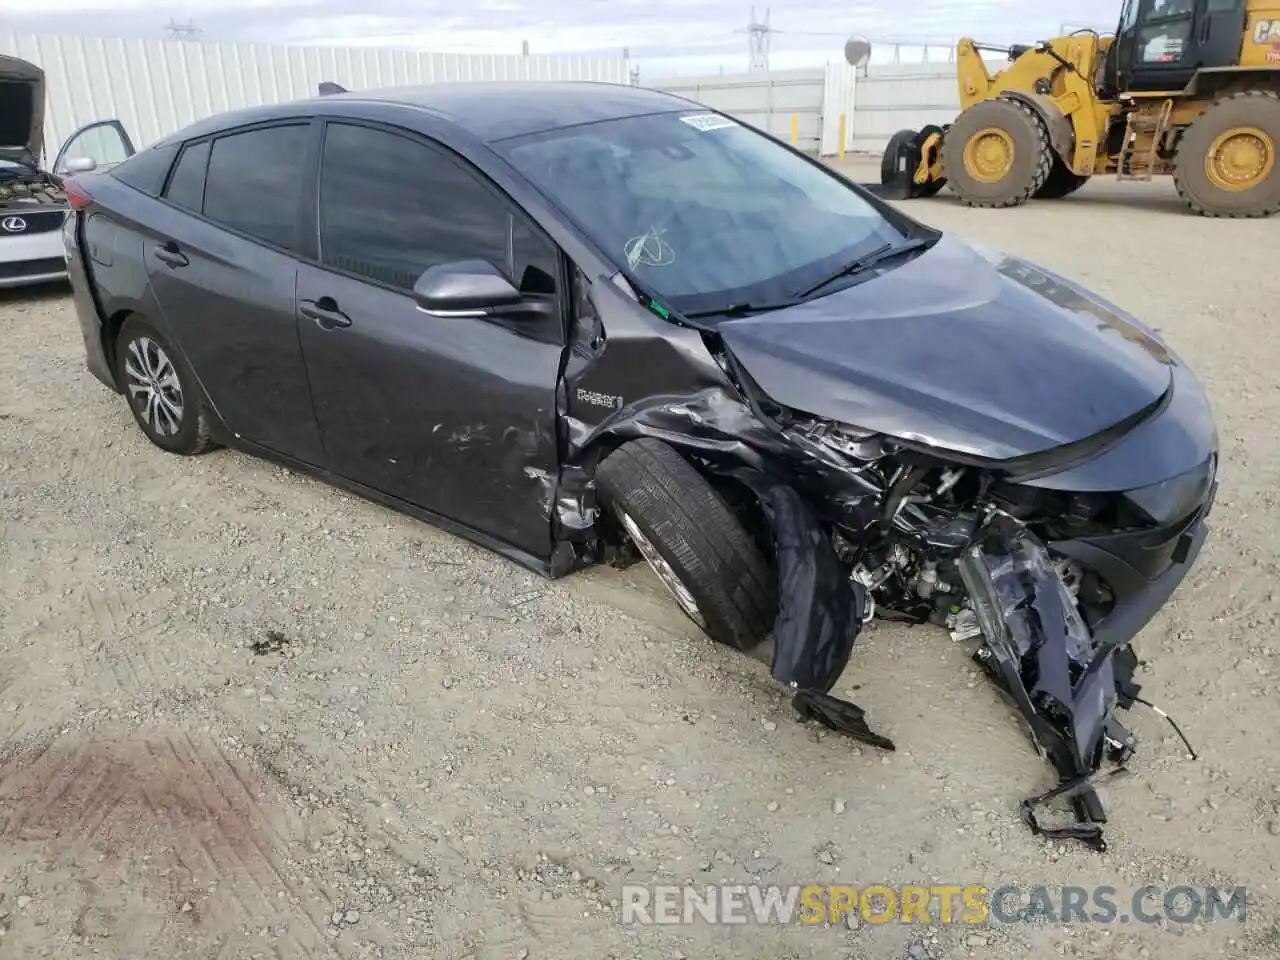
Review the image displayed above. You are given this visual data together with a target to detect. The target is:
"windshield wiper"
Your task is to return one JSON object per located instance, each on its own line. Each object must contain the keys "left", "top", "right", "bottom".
{"left": 794, "top": 237, "right": 931, "bottom": 300}
{"left": 681, "top": 299, "right": 800, "bottom": 320}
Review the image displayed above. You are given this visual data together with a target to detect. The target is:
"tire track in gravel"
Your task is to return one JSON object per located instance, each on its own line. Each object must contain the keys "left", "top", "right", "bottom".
{"left": 0, "top": 732, "right": 348, "bottom": 958}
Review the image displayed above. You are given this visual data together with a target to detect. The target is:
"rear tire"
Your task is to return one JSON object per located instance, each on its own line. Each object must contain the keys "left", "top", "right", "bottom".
{"left": 595, "top": 439, "right": 775, "bottom": 651}
{"left": 1034, "top": 156, "right": 1090, "bottom": 199}
{"left": 942, "top": 98, "right": 1053, "bottom": 208}
{"left": 1173, "top": 90, "right": 1280, "bottom": 218}
{"left": 115, "top": 316, "right": 215, "bottom": 456}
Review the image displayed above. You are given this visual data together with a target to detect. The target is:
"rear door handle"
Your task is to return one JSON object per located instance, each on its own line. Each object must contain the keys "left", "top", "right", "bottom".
{"left": 153, "top": 243, "right": 188, "bottom": 268}
{"left": 299, "top": 298, "right": 352, "bottom": 330}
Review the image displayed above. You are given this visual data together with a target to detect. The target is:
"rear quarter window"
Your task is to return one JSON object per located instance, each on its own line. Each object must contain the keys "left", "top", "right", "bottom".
{"left": 164, "top": 140, "right": 211, "bottom": 212}
{"left": 110, "top": 141, "right": 180, "bottom": 197}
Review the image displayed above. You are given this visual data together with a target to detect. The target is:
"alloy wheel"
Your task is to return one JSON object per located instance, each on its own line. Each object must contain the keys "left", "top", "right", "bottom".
{"left": 124, "top": 336, "right": 185, "bottom": 437}
{"left": 618, "top": 510, "right": 707, "bottom": 629}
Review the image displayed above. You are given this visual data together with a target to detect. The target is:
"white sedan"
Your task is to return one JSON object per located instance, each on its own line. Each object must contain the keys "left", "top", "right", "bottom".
{"left": 1, "top": 53, "right": 135, "bottom": 289}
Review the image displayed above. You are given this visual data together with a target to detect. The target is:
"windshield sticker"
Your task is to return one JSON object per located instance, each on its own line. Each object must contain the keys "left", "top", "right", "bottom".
{"left": 679, "top": 113, "right": 738, "bottom": 132}
{"left": 624, "top": 226, "right": 676, "bottom": 269}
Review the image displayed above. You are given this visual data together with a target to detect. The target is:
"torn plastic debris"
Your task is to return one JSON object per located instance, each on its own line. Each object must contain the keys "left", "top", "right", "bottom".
{"left": 792, "top": 689, "right": 896, "bottom": 752}
{"left": 959, "top": 511, "right": 1140, "bottom": 847}
{"left": 729, "top": 470, "right": 866, "bottom": 694}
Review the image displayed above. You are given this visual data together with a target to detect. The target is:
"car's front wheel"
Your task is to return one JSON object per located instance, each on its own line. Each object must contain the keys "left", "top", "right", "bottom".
{"left": 595, "top": 438, "right": 775, "bottom": 651}
{"left": 115, "top": 316, "right": 214, "bottom": 456}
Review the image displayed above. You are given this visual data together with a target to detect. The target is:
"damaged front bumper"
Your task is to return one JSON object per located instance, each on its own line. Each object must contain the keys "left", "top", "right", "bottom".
{"left": 956, "top": 508, "right": 1208, "bottom": 849}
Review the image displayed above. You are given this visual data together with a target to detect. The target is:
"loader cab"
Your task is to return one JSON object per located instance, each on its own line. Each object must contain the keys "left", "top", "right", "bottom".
{"left": 1106, "top": 0, "right": 1249, "bottom": 93}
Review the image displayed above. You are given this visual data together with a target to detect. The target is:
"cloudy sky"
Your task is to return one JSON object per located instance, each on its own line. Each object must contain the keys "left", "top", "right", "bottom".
{"left": 6, "top": 1, "right": 1123, "bottom": 76}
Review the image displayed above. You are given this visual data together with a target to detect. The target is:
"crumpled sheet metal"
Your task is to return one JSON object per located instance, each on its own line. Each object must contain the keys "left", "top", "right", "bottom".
{"left": 959, "top": 512, "right": 1138, "bottom": 846}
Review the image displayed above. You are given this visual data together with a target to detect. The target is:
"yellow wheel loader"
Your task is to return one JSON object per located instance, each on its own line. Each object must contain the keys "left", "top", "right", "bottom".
{"left": 877, "top": 0, "right": 1280, "bottom": 217}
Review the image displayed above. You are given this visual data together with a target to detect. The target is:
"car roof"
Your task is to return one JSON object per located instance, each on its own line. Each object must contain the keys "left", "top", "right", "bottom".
{"left": 159, "top": 81, "right": 696, "bottom": 148}
{"left": 320, "top": 81, "right": 693, "bottom": 142}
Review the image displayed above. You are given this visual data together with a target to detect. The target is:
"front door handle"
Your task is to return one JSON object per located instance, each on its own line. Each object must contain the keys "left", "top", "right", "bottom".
{"left": 299, "top": 297, "right": 352, "bottom": 330}
{"left": 153, "top": 243, "right": 188, "bottom": 268}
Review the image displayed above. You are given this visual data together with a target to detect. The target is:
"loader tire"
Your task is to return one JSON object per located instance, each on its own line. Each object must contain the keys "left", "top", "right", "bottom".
{"left": 1173, "top": 90, "right": 1280, "bottom": 218}
{"left": 596, "top": 438, "right": 775, "bottom": 652}
{"left": 942, "top": 98, "right": 1053, "bottom": 208}
{"left": 1034, "top": 156, "right": 1090, "bottom": 199}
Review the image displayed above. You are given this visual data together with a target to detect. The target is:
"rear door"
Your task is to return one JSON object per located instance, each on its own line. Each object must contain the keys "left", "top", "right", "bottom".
{"left": 295, "top": 119, "right": 565, "bottom": 562}
{"left": 144, "top": 120, "right": 325, "bottom": 465}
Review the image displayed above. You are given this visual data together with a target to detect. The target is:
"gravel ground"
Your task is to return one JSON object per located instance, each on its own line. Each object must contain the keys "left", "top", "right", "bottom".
{"left": 1, "top": 165, "right": 1279, "bottom": 960}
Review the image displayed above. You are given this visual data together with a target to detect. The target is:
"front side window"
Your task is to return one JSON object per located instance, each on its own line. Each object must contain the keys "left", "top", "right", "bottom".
{"left": 318, "top": 122, "right": 539, "bottom": 293}
{"left": 498, "top": 110, "right": 907, "bottom": 317}
{"left": 1139, "top": 21, "right": 1193, "bottom": 61}
{"left": 202, "top": 124, "right": 310, "bottom": 250}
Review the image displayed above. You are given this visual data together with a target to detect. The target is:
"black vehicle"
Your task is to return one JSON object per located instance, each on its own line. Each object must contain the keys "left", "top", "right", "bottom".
{"left": 62, "top": 81, "right": 1218, "bottom": 846}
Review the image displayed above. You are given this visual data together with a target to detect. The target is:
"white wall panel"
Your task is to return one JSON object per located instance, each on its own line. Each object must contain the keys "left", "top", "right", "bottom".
{"left": 649, "top": 68, "right": 827, "bottom": 153}
{"left": 0, "top": 32, "right": 631, "bottom": 159}
{"left": 846, "top": 59, "right": 1006, "bottom": 154}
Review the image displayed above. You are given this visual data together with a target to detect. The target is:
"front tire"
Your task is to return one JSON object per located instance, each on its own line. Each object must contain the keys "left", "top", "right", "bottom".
{"left": 942, "top": 98, "right": 1053, "bottom": 208}
{"left": 595, "top": 439, "right": 775, "bottom": 651}
{"left": 115, "top": 316, "right": 214, "bottom": 456}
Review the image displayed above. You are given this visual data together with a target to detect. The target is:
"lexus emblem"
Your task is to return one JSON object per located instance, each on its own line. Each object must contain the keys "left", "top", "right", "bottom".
{"left": 1, "top": 216, "right": 27, "bottom": 233}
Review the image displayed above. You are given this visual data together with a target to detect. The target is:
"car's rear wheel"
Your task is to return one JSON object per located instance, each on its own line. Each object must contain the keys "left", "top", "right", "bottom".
{"left": 595, "top": 438, "right": 775, "bottom": 651}
{"left": 115, "top": 316, "right": 214, "bottom": 456}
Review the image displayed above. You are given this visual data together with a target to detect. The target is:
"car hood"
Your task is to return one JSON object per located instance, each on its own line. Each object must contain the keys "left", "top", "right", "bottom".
{"left": 0, "top": 55, "right": 45, "bottom": 168}
{"left": 718, "top": 233, "right": 1177, "bottom": 462}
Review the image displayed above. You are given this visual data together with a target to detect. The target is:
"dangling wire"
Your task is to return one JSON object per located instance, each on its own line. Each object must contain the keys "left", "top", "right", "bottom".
{"left": 1134, "top": 696, "right": 1198, "bottom": 761}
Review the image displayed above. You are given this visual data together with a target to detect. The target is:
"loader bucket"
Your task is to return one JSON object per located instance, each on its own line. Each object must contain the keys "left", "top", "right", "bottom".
{"left": 877, "top": 127, "right": 923, "bottom": 199}
{"left": 860, "top": 126, "right": 947, "bottom": 200}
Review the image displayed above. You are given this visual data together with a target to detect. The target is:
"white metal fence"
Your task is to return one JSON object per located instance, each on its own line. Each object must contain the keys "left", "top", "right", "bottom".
{"left": 649, "top": 60, "right": 1015, "bottom": 158}
{"left": 648, "top": 63, "right": 858, "bottom": 157}
{"left": 847, "top": 63, "right": 959, "bottom": 154}
{"left": 1, "top": 33, "right": 632, "bottom": 161}
{"left": 650, "top": 68, "right": 831, "bottom": 154}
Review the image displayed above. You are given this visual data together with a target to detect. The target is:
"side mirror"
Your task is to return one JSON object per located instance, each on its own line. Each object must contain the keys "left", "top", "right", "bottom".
{"left": 413, "top": 260, "right": 540, "bottom": 318}
{"left": 63, "top": 156, "right": 97, "bottom": 174}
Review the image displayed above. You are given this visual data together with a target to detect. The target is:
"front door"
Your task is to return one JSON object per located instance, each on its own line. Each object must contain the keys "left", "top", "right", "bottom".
{"left": 1129, "top": 0, "right": 1199, "bottom": 89}
{"left": 52, "top": 119, "right": 135, "bottom": 175}
{"left": 296, "top": 120, "right": 565, "bottom": 562}
{"left": 144, "top": 121, "right": 325, "bottom": 465}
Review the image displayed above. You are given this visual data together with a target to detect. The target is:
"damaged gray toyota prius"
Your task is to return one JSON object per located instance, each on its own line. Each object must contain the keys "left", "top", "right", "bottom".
{"left": 64, "top": 81, "right": 1217, "bottom": 849}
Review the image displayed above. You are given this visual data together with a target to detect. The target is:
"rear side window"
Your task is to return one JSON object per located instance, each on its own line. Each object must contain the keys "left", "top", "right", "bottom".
{"left": 317, "top": 122, "right": 513, "bottom": 291}
{"left": 202, "top": 124, "right": 310, "bottom": 251}
{"left": 110, "top": 141, "right": 180, "bottom": 196}
{"left": 164, "top": 140, "right": 210, "bottom": 212}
